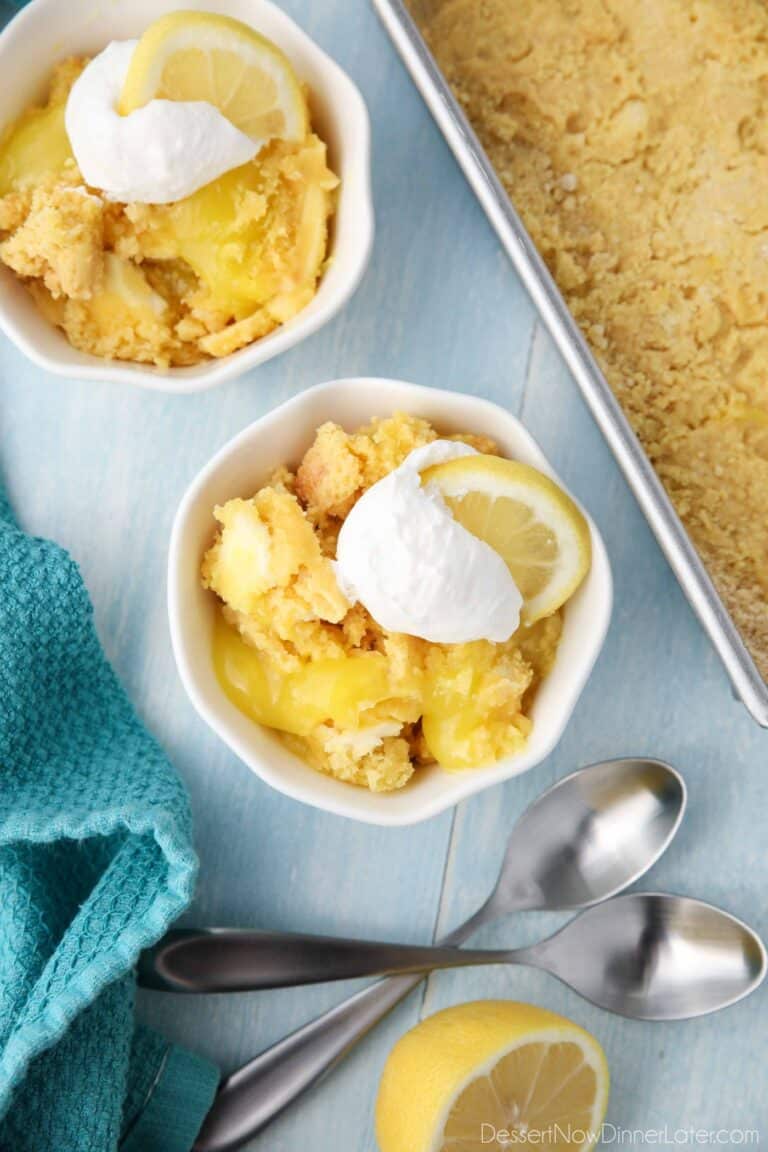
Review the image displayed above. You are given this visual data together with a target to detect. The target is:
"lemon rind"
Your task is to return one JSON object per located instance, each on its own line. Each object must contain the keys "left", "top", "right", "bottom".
{"left": 118, "top": 11, "right": 307, "bottom": 141}
{"left": 423, "top": 455, "right": 592, "bottom": 624}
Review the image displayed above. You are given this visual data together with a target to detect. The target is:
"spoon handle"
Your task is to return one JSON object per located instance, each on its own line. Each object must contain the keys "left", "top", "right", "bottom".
{"left": 140, "top": 928, "right": 507, "bottom": 993}
{"left": 192, "top": 915, "right": 489, "bottom": 1152}
{"left": 192, "top": 973, "right": 422, "bottom": 1151}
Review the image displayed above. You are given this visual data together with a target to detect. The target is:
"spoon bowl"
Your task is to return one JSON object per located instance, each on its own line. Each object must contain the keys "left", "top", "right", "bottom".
{"left": 166, "top": 757, "right": 688, "bottom": 1151}
{"left": 532, "top": 892, "right": 767, "bottom": 1020}
{"left": 144, "top": 758, "right": 688, "bottom": 993}
{"left": 469, "top": 757, "right": 686, "bottom": 926}
{"left": 145, "top": 895, "right": 766, "bottom": 1025}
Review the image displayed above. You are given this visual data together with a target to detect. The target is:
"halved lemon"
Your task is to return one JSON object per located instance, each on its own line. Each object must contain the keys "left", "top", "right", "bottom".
{"left": 376, "top": 1001, "right": 609, "bottom": 1152}
{"left": 118, "top": 11, "right": 308, "bottom": 142}
{"left": 423, "top": 455, "right": 592, "bottom": 624}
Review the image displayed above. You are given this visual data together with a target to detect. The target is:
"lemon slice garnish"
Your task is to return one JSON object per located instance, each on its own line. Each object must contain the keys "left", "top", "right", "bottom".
{"left": 376, "top": 1001, "right": 609, "bottom": 1152}
{"left": 423, "top": 454, "right": 592, "bottom": 624}
{"left": 118, "top": 10, "right": 308, "bottom": 142}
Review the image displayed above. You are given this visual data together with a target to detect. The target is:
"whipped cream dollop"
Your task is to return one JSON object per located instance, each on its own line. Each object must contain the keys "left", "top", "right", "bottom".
{"left": 335, "top": 442, "right": 523, "bottom": 644}
{"left": 65, "top": 41, "right": 260, "bottom": 204}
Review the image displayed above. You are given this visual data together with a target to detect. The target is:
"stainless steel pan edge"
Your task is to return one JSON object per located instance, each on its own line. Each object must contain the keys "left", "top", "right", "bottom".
{"left": 373, "top": 0, "right": 768, "bottom": 727}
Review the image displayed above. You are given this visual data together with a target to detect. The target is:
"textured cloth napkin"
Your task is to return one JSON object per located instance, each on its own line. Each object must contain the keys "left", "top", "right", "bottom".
{"left": 0, "top": 483, "right": 219, "bottom": 1151}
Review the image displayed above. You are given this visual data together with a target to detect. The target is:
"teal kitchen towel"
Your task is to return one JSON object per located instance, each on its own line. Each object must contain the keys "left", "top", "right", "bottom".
{"left": 0, "top": 484, "right": 219, "bottom": 1151}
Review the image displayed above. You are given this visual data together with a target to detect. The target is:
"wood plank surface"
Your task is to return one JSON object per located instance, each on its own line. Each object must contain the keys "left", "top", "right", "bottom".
{"left": 0, "top": 0, "right": 766, "bottom": 1147}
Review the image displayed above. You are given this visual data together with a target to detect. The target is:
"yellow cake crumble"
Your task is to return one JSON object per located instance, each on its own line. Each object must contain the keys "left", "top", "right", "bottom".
{"left": 417, "top": 0, "right": 768, "bottom": 678}
{"left": 202, "top": 414, "right": 563, "bottom": 792}
{"left": 0, "top": 58, "right": 338, "bottom": 367}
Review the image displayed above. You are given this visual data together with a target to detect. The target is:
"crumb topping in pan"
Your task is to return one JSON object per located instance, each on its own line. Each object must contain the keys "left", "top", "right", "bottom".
{"left": 422, "top": 0, "right": 768, "bottom": 676}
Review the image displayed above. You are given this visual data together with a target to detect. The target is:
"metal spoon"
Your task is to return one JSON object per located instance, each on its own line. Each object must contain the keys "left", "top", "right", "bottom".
{"left": 189, "top": 757, "right": 685, "bottom": 1152}
{"left": 139, "top": 893, "right": 766, "bottom": 1018}
{"left": 146, "top": 754, "right": 689, "bottom": 995}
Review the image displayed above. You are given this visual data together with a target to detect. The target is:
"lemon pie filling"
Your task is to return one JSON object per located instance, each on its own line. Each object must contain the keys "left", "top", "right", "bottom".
{"left": 0, "top": 14, "right": 338, "bottom": 366}
{"left": 202, "top": 414, "right": 590, "bottom": 792}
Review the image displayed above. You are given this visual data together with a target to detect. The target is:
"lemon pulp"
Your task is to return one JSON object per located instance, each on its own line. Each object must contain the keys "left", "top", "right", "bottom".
{"left": 376, "top": 1001, "right": 609, "bottom": 1152}
{"left": 423, "top": 456, "right": 592, "bottom": 624}
{"left": 118, "top": 10, "right": 307, "bottom": 141}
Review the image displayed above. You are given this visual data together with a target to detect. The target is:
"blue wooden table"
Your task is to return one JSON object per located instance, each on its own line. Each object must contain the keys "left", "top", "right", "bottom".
{"left": 2, "top": 0, "right": 767, "bottom": 1146}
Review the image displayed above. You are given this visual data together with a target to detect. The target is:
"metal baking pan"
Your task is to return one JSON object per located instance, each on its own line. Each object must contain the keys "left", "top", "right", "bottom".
{"left": 373, "top": 0, "right": 768, "bottom": 728}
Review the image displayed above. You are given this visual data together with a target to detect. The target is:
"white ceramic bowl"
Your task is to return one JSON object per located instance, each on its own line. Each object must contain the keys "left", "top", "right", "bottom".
{"left": 169, "top": 378, "right": 613, "bottom": 825}
{"left": 0, "top": 0, "right": 373, "bottom": 392}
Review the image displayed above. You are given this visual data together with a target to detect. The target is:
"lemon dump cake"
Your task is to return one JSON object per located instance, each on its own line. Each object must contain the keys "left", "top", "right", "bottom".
{"left": 0, "top": 13, "right": 338, "bottom": 367}
{"left": 417, "top": 0, "right": 768, "bottom": 677}
{"left": 202, "top": 413, "right": 592, "bottom": 792}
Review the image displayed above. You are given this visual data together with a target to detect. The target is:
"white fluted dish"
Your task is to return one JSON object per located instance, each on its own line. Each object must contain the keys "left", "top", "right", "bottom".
{"left": 0, "top": 0, "right": 373, "bottom": 392}
{"left": 169, "top": 378, "right": 613, "bottom": 825}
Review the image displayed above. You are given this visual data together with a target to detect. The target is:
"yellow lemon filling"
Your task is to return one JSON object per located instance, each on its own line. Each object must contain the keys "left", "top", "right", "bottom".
{"left": 202, "top": 414, "right": 569, "bottom": 793}
{"left": 0, "top": 40, "right": 337, "bottom": 367}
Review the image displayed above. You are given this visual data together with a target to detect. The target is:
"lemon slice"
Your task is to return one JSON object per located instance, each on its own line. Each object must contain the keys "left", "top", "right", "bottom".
{"left": 118, "top": 11, "right": 308, "bottom": 142}
{"left": 423, "top": 455, "right": 592, "bottom": 624}
{"left": 376, "top": 1001, "right": 609, "bottom": 1152}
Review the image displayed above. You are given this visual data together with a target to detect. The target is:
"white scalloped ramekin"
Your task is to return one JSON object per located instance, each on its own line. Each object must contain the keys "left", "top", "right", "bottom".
{"left": 0, "top": 0, "right": 373, "bottom": 392}
{"left": 169, "top": 378, "right": 613, "bottom": 826}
